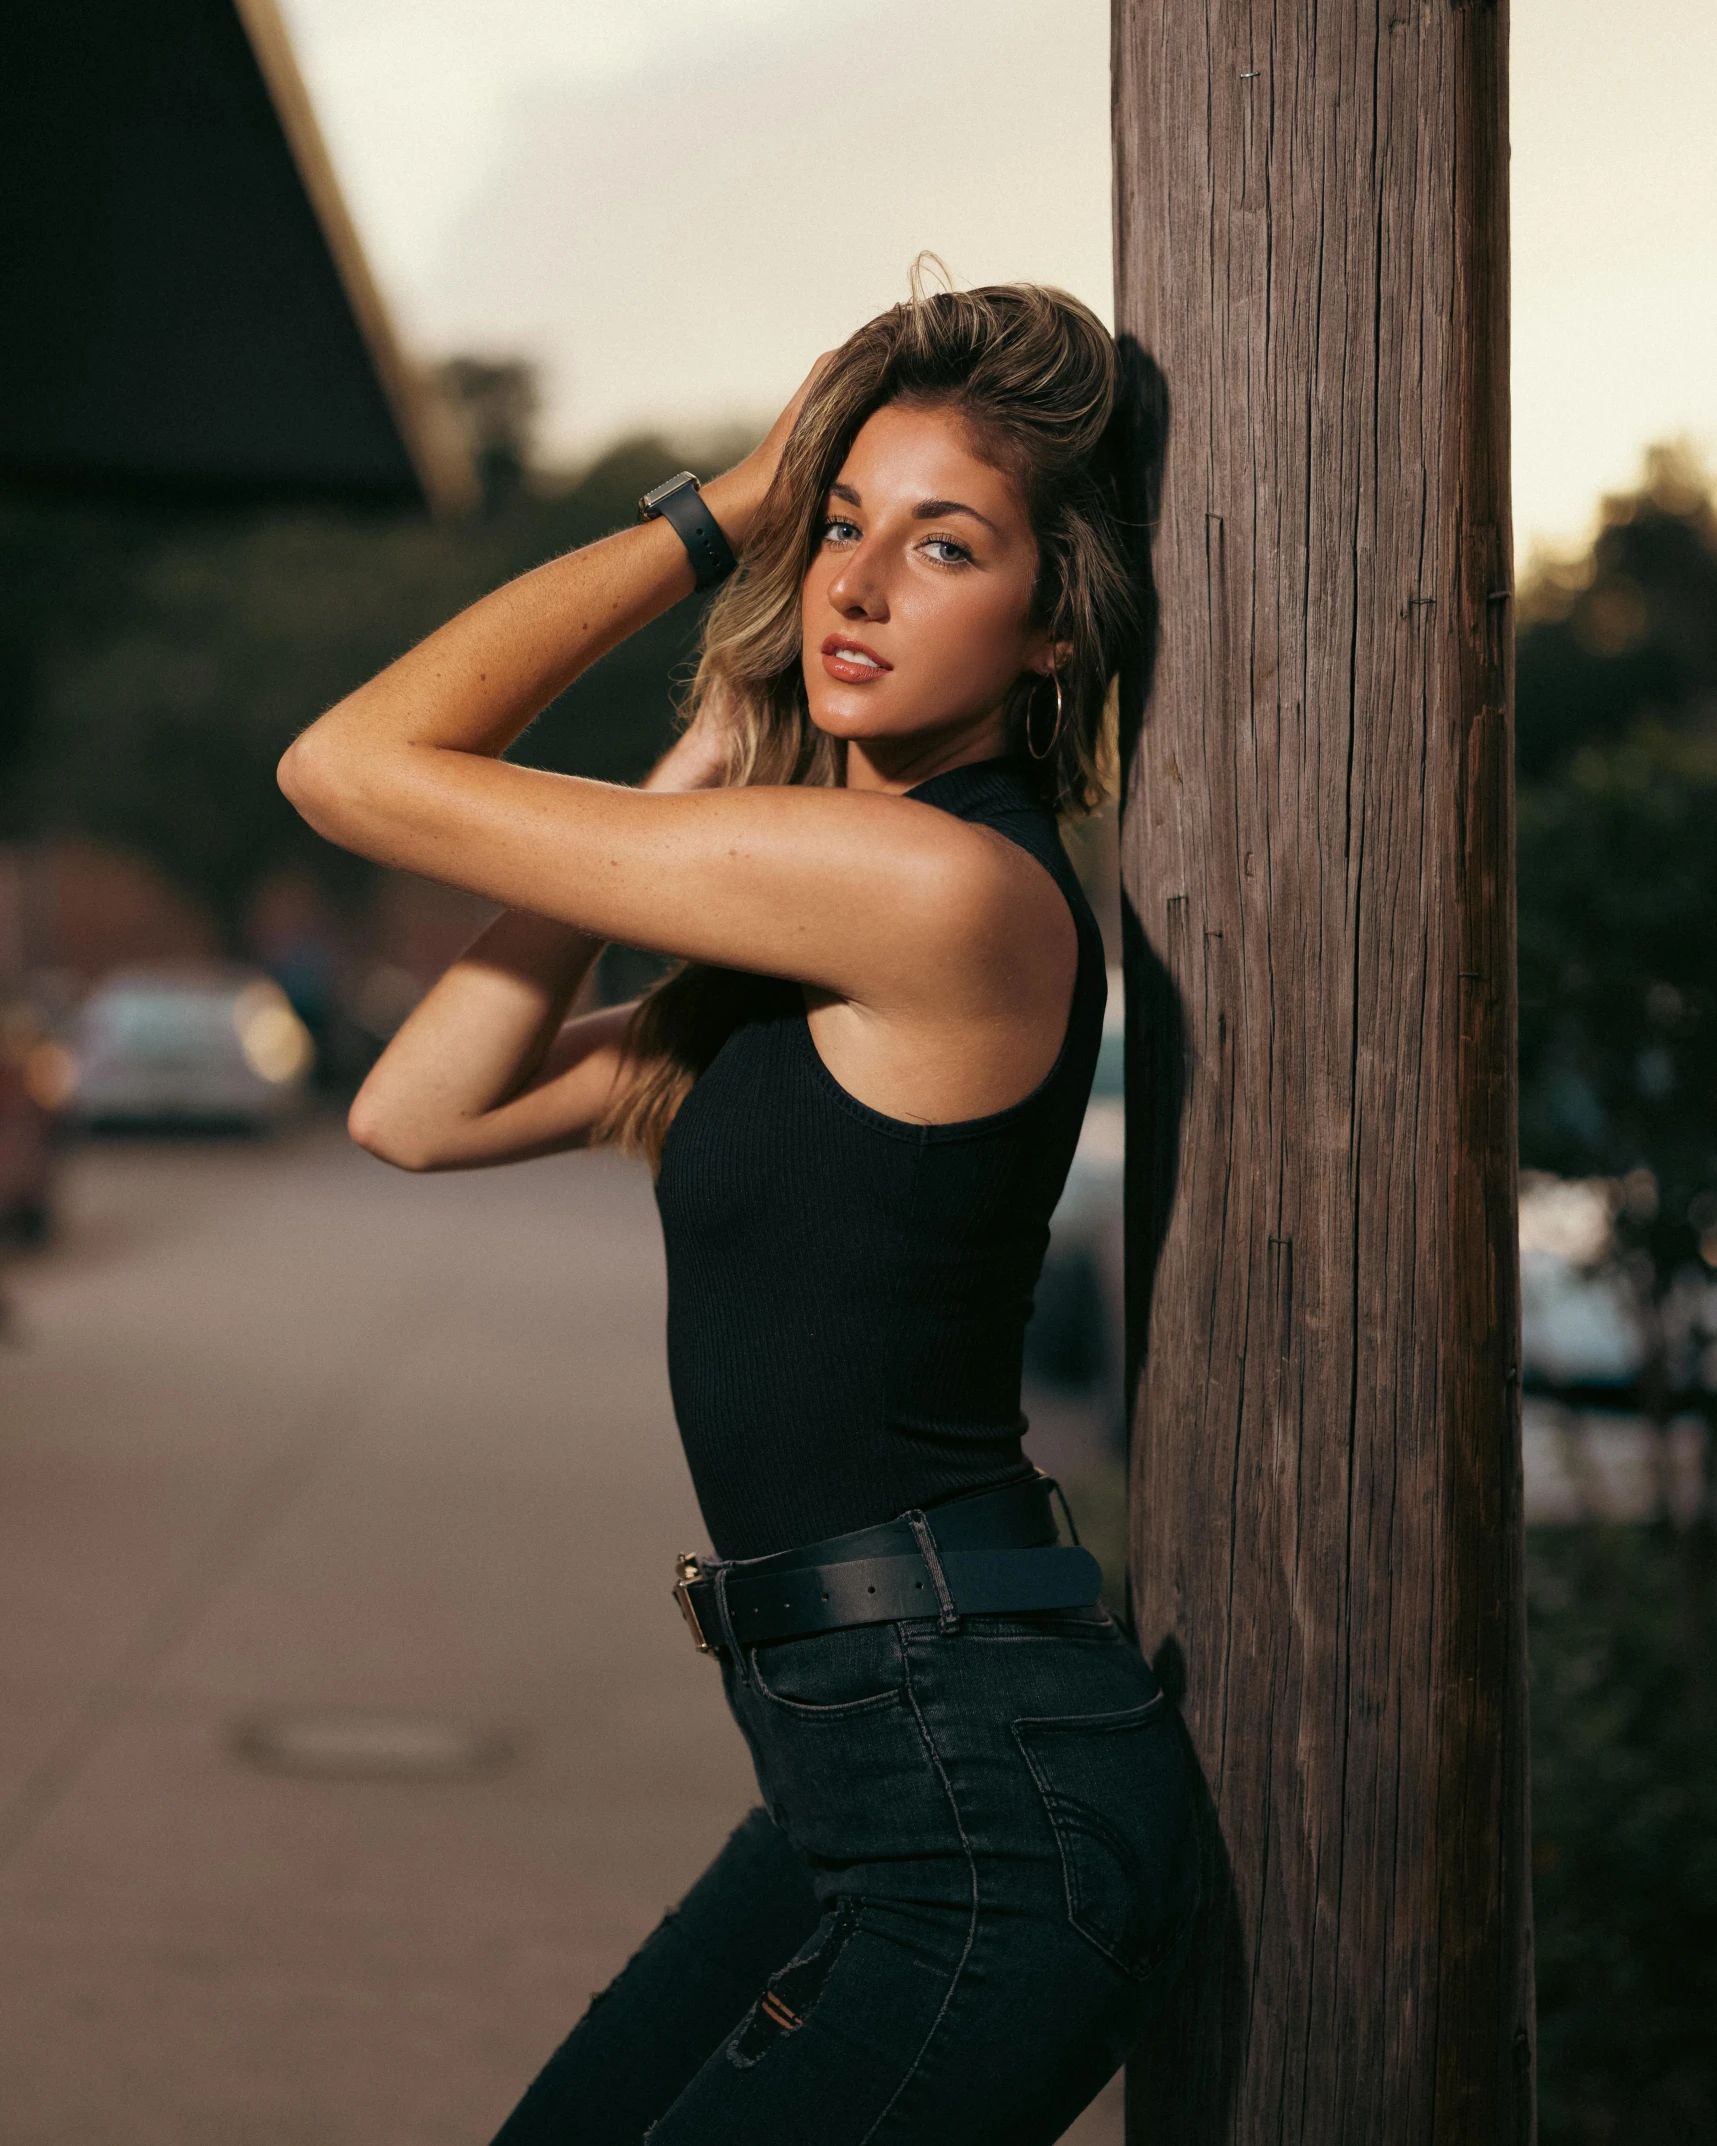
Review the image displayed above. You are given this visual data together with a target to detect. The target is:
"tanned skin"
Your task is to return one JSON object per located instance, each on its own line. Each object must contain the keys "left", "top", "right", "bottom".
{"left": 278, "top": 372, "right": 1076, "bottom": 1172}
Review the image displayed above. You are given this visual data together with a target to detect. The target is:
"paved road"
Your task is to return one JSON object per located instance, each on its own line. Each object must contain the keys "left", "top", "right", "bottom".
{"left": 0, "top": 1122, "right": 1122, "bottom": 2145}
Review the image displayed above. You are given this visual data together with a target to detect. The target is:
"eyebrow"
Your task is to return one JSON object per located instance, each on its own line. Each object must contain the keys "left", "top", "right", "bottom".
{"left": 827, "top": 480, "right": 999, "bottom": 534}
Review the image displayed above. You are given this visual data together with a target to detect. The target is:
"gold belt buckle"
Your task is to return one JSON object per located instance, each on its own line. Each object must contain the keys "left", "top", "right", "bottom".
{"left": 674, "top": 1552, "right": 714, "bottom": 1654}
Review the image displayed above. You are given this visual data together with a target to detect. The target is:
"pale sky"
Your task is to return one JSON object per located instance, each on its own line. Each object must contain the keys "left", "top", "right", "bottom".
{"left": 279, "top": 0, "right": 1717, "bottom": 557}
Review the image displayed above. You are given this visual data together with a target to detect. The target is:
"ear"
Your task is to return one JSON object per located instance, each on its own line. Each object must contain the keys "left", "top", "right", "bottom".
{"left": 1027, "top": 637, "right": 1074, "bottom": 678}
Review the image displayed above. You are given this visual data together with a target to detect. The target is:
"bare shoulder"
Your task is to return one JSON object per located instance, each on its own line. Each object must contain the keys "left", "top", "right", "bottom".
{"left": 667, "top": 780, "right": 1074, "bottom": 1030}
{"left": 816, "top": 784, "right": 1074, "bottom": 971}
{"left": 844, "top": 789, "right": 1080, "bottom": 1022}
{"left": 904, "top": 795, "right": 1074, "bottom": 941}
{"left": 733, "top": 780, "right": 1066, "bottom": 915}
{"left": 799, "top": 801, "right": 1079, "bottom": 1118}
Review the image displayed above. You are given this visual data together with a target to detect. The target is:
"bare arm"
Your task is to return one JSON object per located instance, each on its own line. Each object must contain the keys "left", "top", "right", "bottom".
{"left": 345, "top": 719, "right": 729, "bottom": 1173}
{"left": 286, "top": 363, "right": 1075, "bottom": 1167}
{"left": 276, "top": 382, "right": 1019, "bottom": 1013}
{"left": 345, "top": 916, "right": 624, "bottom": 1173}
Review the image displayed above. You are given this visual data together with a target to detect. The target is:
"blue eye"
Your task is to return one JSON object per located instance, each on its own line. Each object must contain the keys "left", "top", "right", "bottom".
{"left": 923, "top": 536, "right": 972, "bottom": 567}
{"left": 821, "top": 516, "right": 861, "bottom": 544}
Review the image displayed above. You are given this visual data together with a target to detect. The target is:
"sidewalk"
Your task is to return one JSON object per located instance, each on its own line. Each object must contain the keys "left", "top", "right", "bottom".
{"left": 0, "top": 1124, "right": 1122, "bottom": 2143}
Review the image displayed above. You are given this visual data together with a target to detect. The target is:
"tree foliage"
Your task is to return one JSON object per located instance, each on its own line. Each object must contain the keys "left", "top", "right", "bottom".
{"left": 1518, "top": 450, "right": 1717, "bottom": 2142}
{"left": 1529, "top": 1525, "right": 1717, "bottom": 2144}
{"left": 0, "top": 427, "right": 734, "bottom": 938}
{"left": 1517, "top": 446, "right": 1717, "bottom": 1302}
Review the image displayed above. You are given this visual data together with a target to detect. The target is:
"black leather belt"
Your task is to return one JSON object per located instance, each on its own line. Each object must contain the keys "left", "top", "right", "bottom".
{"left": 672, "top": 1472, "right": 1102, "bottom": 1655}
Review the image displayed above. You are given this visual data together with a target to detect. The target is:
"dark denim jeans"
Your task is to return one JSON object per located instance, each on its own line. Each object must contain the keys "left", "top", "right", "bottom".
{"left": 491, "top": 1604, "right": 1198, "bottom": 2145}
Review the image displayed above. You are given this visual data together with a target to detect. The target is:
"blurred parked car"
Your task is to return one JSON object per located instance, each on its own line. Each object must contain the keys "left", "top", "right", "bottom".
{"left": 1516, "top": 1173, "right": 1652, "bottom": 1392}
{"left": 0, "top": 999, "right": 72, "bottom": 1240}
{"left": 70, "top": 966, "right": 314, "bottom": 1129}
{"left": 1025, "top": 967, "right": 1125, "bottom": 1435}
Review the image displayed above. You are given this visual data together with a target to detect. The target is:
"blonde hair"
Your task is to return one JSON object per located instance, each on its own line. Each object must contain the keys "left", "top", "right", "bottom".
{"left": 597, "top": 271, "right": 1144, "bottom": 1166}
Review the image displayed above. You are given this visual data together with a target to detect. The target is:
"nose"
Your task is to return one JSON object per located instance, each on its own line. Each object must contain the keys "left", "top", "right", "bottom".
{"left": 824, "top": 539, "right": 889, "bottom": 622}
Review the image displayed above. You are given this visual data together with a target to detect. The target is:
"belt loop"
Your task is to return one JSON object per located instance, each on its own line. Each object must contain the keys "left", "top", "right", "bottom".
{"left": 905, "top": 1510, "right": 961, "bottom": 1635}
{"left": 709, "top": 1562, "right": 751, "bottom": 1687}
{"left": 1045, "top": 1476, "right": 1082, "bottom": 1548}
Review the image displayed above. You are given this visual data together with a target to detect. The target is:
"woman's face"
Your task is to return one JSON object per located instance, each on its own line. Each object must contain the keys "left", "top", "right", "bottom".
{"left": 799, "top": 400, "right": 1055, "bottom": 772}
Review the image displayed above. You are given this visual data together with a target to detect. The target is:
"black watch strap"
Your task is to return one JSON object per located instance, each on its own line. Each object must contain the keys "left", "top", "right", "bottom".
{"left": 637, "top": 470, "right": 738, "bottom": 592}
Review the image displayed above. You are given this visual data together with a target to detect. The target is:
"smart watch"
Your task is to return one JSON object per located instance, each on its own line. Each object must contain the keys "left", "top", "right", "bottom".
{"left": 637, "top": 470, "right": 739, "bottom": 591}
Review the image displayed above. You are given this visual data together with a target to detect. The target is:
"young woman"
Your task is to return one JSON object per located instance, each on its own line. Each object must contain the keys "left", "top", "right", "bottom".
{"left": 279, "top": 280, "right": 1197, "bottom": 2145}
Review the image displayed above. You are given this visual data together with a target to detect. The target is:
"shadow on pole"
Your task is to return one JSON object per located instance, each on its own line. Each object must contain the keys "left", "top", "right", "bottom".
{"left": 1110, "top": 334, "right": 1249, "bottom": 2138}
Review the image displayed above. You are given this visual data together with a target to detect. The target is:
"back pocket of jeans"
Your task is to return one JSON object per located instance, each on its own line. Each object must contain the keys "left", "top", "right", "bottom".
{"left": 1012, "top": 1694, "right": 1195, "bottom": 1981}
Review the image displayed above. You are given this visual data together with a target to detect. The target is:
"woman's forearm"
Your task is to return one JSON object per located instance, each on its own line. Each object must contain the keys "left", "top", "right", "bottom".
{"left": 346, "top": 908, "right": 606, "bottom": 1167}
{"left": 280, "top": 460, "right": 764, "bottom": 806}
{"left": 343, "top": 737, "right": 727, "bottom": 1170}
{"left": 278, "top": 357, "right": 1000, "bottom": 1019}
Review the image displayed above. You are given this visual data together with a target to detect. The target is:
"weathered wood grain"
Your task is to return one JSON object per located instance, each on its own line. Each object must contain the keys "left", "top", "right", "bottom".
{"left": 1112, "top": 4, "right": 1533, "bottom": 2139}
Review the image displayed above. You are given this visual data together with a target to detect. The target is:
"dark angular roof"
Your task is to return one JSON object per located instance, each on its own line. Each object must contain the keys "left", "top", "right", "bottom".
{"left": 0, "top": 0, "right": 472, "bottom": 509}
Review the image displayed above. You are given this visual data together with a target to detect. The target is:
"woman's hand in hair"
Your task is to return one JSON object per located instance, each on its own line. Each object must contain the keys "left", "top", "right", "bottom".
{"left": 642, "top": 686, "right": 740, "bottom": 795}
{"left": 278, "top": 364, "right": 1084, "bottom": 1143}
{"left": 702, "top": 352, "right": 834, "bottom": 546}
{"left": 278, "top": 351, "right": 828, "bottom": 818}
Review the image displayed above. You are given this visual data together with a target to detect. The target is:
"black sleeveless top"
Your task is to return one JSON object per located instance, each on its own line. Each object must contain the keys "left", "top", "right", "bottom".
{"left": 653, "top": 756, "right": 1108, "bottom": 1559}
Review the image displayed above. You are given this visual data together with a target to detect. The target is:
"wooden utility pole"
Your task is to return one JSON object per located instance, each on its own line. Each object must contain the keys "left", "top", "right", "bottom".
{"left": 1112, "top": 5, "right": 1533, "bottom": 2141}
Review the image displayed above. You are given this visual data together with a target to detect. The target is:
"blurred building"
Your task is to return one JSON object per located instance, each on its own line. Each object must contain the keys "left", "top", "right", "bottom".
{"left": 0, "top": 0, "right": 470, "bottom": 506}
{"left": 0, "top": 0, "right": 476, "bottom": 1003}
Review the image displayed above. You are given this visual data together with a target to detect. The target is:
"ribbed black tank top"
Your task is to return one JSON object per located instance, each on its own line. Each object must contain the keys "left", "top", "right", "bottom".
{"left": 653, "top": 755, "right": 1108, "bottom": 1559}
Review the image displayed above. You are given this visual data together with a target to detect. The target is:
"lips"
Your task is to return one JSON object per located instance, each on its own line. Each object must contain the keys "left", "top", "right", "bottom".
{"left": 820, "top": 635, "right": 892, "bottom": 684}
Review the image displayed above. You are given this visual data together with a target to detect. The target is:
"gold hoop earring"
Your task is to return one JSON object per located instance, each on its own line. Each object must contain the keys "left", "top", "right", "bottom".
{"left": 1026, "top": 670, "right": 1063, "bottom": 761}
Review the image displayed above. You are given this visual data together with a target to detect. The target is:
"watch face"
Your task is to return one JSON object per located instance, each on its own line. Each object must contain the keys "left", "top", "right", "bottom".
{"left": 640, "top": 470, "right": 698, "bottom": 516}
